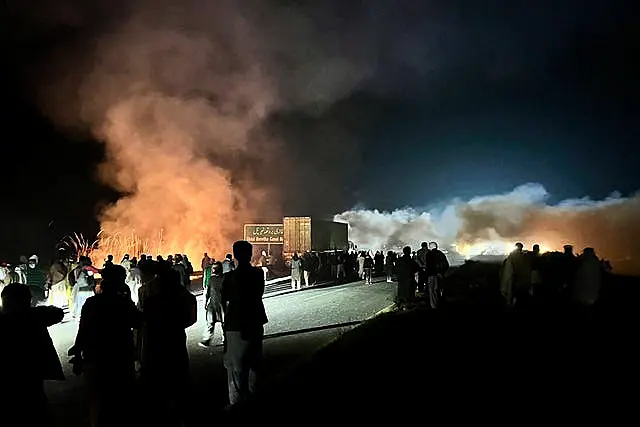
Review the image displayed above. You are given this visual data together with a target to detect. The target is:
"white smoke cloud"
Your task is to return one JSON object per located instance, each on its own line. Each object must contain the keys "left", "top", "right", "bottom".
{"left": 336, "top": 183, "right": 640, "bottom": 275}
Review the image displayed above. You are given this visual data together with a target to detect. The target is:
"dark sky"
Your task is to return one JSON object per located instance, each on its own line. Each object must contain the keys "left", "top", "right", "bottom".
{"left": 1, "top": 0, "right": 638, "bottom": 260}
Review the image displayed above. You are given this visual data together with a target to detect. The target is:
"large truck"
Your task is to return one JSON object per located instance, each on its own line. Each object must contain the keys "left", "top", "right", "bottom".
{"left": 282, "top": 216, "right": 348, "bottom": 256}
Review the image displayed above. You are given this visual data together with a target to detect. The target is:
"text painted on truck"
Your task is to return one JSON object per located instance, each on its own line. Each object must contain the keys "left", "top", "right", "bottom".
{"left": 243, "top": 224, "right": 284, "bottom": 244}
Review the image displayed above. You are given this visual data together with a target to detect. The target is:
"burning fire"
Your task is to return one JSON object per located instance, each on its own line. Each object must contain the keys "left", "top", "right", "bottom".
{"left": 452, "top": 240, "right": 555, "bottom": 259}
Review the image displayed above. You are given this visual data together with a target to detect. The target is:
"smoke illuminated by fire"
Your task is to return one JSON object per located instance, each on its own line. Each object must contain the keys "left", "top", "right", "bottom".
{"left": 35, "top": 1, "right": 381, "bottom": 263}
{"left": 336, "top": 183, "right": 640, "bottom": 275}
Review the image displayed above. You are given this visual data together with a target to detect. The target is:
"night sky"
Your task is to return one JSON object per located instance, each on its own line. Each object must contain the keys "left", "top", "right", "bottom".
{"left": 1, "top": 0, "right": 638, "bottom": 261}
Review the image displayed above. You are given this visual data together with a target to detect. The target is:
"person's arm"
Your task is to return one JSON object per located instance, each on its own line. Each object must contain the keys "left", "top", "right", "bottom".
{"left": 33, "top": 305, "right": 64, "bottom": 327}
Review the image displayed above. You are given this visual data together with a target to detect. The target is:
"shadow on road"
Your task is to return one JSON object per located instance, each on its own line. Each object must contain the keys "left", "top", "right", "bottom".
{"left": 211, "top": 320, "right": 362, "bottom": 347}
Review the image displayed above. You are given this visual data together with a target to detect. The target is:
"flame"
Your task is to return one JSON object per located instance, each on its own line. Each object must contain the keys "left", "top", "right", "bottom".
{"left": 452, "top": 240, "right": 555, "bottom": 259}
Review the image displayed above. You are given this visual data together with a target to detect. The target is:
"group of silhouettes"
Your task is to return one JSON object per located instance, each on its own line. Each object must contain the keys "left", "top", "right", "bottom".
{"left": 0, "top": 240, "right": 269, "bottom": 427}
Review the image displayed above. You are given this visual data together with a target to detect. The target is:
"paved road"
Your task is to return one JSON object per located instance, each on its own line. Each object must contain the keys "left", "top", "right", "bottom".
{"left": 45, "top": 279, "right": 396, "bottom": 426}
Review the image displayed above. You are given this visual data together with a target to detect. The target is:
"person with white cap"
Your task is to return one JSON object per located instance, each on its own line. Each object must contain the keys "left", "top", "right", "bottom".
{"left": 26, "top": 254, "right": 47, "bottom": 306}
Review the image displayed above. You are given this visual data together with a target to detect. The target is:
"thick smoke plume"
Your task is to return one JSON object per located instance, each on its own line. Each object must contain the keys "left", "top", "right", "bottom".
{"left": 336, "top": 183, "right": 640, "bottom": 275}
{"left": 78, "top": 3, "right": 279, "bottom": 259}
{"left": 33, "top": 0, "right": 383, "bottom": 260}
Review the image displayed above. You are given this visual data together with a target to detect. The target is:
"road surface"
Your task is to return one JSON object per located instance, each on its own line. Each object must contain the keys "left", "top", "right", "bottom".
{"left": 45, "top": 279, "right": 396, "bottom": 426}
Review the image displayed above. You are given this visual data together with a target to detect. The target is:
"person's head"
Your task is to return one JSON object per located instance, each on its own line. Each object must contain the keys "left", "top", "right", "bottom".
{"left": 212, "top": 261, "right": 223, "bottom": 276}
{"left": 233, "top": 241, "right": 253, "bottom": 264}
{"left": 225, "top": 253, "right": 232, "bottom": 260}
{"left": 583, "top": 247, "right": 596, "bottom": 257}
{"left": 293, "top": 253, "right": 299, "bottom": 261}
{"left": 138, "top": 260, "right": 158, "bottom": 284}
{"left": 532, "top": 244, "right": 540, "bottom": 254}
{"left": 28, "top": 254, "right": 38, "bottom": 269}
{"left": 100, "top": 265, "right": 127, "bottom": 294}
{"left": 123, "top": 254, "right": 130, "bottom": 260}
{"left": 515, "top": 242, "right": 524, "bottom": 252}
{"left": 421, "top": 242, "right": 428, "bottom": 249}
{"left": 563, "top": 245, "right": 574, "bottom": 255}
{"left": 429, "top": 242, "right": 438, "bottom": 250}
{"left": 204, "top": 253, "right": 208, "bottom": 258}
{"left": 1, "top": 283, "right": 32, "bottom": 313}
{"left": 107, "top": 255, "right": 113, "bottom": 261}
{"left": 403, "top": 246, "right": 411, "bottom": 256}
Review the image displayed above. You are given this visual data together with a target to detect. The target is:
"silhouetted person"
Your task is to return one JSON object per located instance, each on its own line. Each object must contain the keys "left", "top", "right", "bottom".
{"left": 374, "top": 251, "right": 384, "bottom": 276}
{"left": 222, "top": 240, "right": 268, "bottom": 406}
{"left": 46, "top": 257, "right": 68, "bottom": 307}
{"left": 0, "top": 283, "right": 64, "bottom": 427}
{"left": 172, "top": 254, "right": 188, "bottom": 288}
{"left": 258, "top": 250, "right": 269, "bottom": 281}
{"left": 385, "top": 251, "right": 395, "bottom": 283}
{"left": 572, "top": 248, "right": 602, "bottom": 308}
{"left": 291, "top": 253, "right": 302, "bottom": 290}
{"left": 71, "top": 257, "right": 99, "bottom": 319}
{"left": 222, "top": 253, "right": 235, "bottom": 274}
{"left": 560, "top": 245, "right": 579, "bottom": 302}
{"left": 425, "top": 242, "right": 449, "bottom": 308}
{"left": 302, "top": 251, "right": 313, "bottom": 285}
{"left": 336, "top": 251, "right": 346, "bottom": 281}
{"left": 137, "top": 261, "right": 196, "bottom": 426}
{"left": 69, "top": 265, "right": 141, "bottom": 427}
{"left": 500, "top": 243, "right": 532, "bottom": 308}
{"left": 200, "top": 261, "right": 225, "bottom": 347}
{"left": 103, "top": 255, "right": 114, "bottom": 269}
{"left": 395, "top": 246, "right": 419, "bottom": 306}
{"left": 526, "top": 244, "right": 544, "bottom": 301}
{"left": 202, "top": 253, "right": 213, "bottom": 289}
{"left": 416, "top": 242, "right": 429, "bottom": 293}
{"left": 363, "top": 254, "right": 374, "bottom": 284}
{"left": 25, "top": 254, "right": 47, "bottom": 306}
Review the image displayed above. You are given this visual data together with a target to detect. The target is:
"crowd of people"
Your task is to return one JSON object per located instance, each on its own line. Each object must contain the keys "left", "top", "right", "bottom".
{"left": 0, "top": 237, "right": 616, "bottom": 426}
{"left": 279, "top": 243, "right": 451, "bottom": 309}
{"left": 498, "top": 243, "right": 611, "bottom": 309}
{"left": 1, "top": 241, "right": 269, "bottom": 427}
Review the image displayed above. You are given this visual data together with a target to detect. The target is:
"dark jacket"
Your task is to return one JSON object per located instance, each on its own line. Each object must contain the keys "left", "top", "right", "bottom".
{"left": 221, "top": 264, "right": 268, "bottom": 333}
{"left": 72, "top": 292, "right": 141, "bottom": 369}
{"left": 139, "top": 277, "right": 196, "bottom": 380}
{"left": 425, "top": 249, "right": 449, "bottom": 276}
{"left": 206, "top": 275, "right": 224, "bottom": 323}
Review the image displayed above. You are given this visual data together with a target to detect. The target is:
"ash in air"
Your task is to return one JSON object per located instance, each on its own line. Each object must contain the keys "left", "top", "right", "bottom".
{"left": 336, "top": 183, "right": 640, "bottom": 275}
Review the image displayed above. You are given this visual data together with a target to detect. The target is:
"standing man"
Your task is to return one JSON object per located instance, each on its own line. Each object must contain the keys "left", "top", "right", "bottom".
{"left": 258, "top": 250, "right": 269, "bottom": 282}
{"left": 200, "top": 262, "right": 225, "bottom": 348}
{"left": 222, "top": 254, "right": 235, "bottom": 274}
{"left": 26, "top": 255, "right": 47, "bottom": 306}
{"left": 425, "top": 242, "right": 449, "bottom": 309}
{"left": 222, "top": 241, "right": 268, "bottom": 406}
{"left": 201, "top": 253, "right": 213, "bottom": 290}
{"left": 415, "top": 242, "right": 429, "bottom": 293}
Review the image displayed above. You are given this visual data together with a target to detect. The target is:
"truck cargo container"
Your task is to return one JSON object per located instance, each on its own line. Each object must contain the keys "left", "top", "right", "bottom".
{"left": 283, "top": 216, "right": 348, "bottom": 255}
